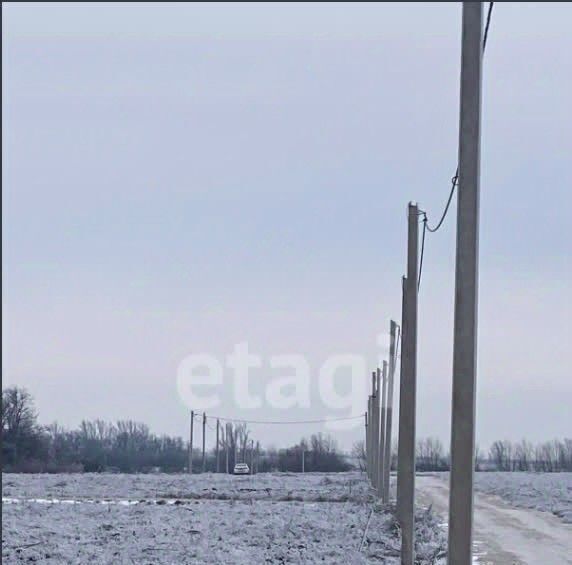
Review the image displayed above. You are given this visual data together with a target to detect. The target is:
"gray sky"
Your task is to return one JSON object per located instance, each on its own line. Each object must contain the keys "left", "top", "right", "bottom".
{"left": 3, "top": 2, "right": 571, "bottom": 451}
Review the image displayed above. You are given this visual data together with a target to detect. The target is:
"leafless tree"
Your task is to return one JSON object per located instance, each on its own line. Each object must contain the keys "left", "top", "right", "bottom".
{"left": 489, "top": 440, "right": 513, "bottom": 471}
{"left": 2, "top": 387, "right": 40, "bottom": 465}
{"left": 514, "top": 439, "right": 533, "bottom": 471}
{"left": 351, "top": 440, "right": 366, "bottom": 471}
{"left": 417, "top": 437, "right": 447, "bottom": 471}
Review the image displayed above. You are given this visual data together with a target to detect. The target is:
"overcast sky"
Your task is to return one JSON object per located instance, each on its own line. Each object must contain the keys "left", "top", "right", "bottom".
{"left": 3, "top": 2, "right": 571, "bottom": 451}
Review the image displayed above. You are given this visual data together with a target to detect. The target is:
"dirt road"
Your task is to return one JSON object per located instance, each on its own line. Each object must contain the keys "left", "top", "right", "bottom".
{"left": 416, "top": 474, "right": 572, "bottom": 564}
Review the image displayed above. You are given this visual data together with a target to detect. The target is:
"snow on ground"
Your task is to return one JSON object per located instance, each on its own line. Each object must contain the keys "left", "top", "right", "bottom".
{"left": 429, "top": 472, "right": 572, "bottom": 524}
{"left": 417, "top": 474, "right": 572, "bottom": 565}
{"left": 473, "top": 472, "right": 572, "bottom": 524}
{"left": 2, "top": 472, "right": 446, "bottom": 564}
{"left": 1, "top": 471, "right": 368, "bottom": 503}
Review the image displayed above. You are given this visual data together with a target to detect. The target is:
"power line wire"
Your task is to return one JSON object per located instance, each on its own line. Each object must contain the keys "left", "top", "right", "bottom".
{"left": 191, "top": 412, "right": 365, "bottom": 426}
{"left": 483, "top": 1, "right": 495, "bottom": 51}
{"left": 418, "top": 2, "right": 494, "bottom": 288}
{"left": 425, "top": 172, "right": 459, "bottom": 234}
{"left": 418, "top": 216, "right": 428, "bottom": 290}
{"left": 423, "top": 2, "right": 494, "bottom": 235}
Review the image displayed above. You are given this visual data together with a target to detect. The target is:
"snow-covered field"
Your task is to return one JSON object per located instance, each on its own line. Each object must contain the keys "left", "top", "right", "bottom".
{"left": 428, "top": 471, "right": 572, "bottom": 524}
{"left": 474, "top": 472, "right": 572, "bottom": 524}
{"left": 2, "top": 472, "right": 445, "bottom": 564}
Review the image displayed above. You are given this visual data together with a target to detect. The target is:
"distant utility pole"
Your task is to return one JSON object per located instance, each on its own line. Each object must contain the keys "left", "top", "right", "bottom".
{"left": 189, "top": 410, "right": 194, "bottom": 475}
{"left": 397, "top": 202, "right": 419, "bottom": 565}
{"left": 372, "top": 371, "right": 377, "bottom": 486}
{"left": 378, "top": 361, "right": 388, "bottom": 496}
{"left": 255, "top": 441, "right": 260, "bottom": 474}
{"left": 234, "top": 435, "right": 238, "bottom": 466}
{"left": 225, "top": 423, "right": 230, "bottom": 474}
{"left": 202, "top": 413, "right": 207, "bottom": 473}
{"left": 364, "top": 411, "right": 368, "bottom": 475}
{"left": 302, "top": 449, "right": 305, "bottom": 473}
{"left": 383, "top": 320, "right": 398, "bottom": 503}
{"left": 448, "top": 3, "right": 483, "bottom": 564}
{"left": 372, "top": 370, "right": 379, "bottom": 492}
{"left": 250, "top": 440, "right": 254, "bottom": 474}
{"left": 215, "top": 419, "right": 220, "bottom": 473}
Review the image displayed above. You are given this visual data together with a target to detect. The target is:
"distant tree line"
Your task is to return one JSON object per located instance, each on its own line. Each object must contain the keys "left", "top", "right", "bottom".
{"left": 2, "top": 387, "right": 187, "bottom": 473}
{"left": 2, "top": 387, "right": 350, "bottom": 473}
{"left": 351, "top": 435, "right": 572, "bottom": 473}
{"left": 259, "top": 434, "right": 351, "bottom": 473}
{"left": 488, "top": 439, "right": 572, "bottom": 472}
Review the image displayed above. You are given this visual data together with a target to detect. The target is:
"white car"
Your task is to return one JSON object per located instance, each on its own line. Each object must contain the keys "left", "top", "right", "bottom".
{"left": 233, "top": 463, "right": 250, "bottom": 475}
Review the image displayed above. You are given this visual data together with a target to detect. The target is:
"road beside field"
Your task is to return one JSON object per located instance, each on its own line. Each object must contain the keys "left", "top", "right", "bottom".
{"left": 416, "top": 474, "right": 572, "bottom": 564}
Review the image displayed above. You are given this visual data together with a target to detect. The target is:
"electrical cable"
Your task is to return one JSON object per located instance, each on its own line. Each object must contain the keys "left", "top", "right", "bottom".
{"left": 190, "top": 412, "right": 365, "bottom": 426}
{"left": 418, "top": 3, "right": 494, "bottom": 289}
{"left": 418, "top": 216, "right": 428, "bottom": 289}
{"left": 424, "top": 2, "right": 494, "bottom": 235}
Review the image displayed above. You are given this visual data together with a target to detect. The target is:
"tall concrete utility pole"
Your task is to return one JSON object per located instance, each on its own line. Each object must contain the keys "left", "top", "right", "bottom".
{"left": 373, "top": 367, "right": 381, "bottom": 492}
{"left": 215, "top": 419, "right": 220, "bottom": 473}
{"left": 397, "top": 202, "right": 419, "bottom": 565}
{"left": 371, "top": 370, "right": 377, "bottom": 485}
{"left": 189, "top": 410, "right": 194, "bottom": 475}
{"left": 366, "top": 398, "right": 371, "bottom": 480}
{"left": 202, "top": 413, "right": 207, "bottom": 473}
{"left": 396, "top": 277, "right": 407, "bottom": 515}
{"left": 448, "top": 3, "right": 483, "bottom": 564}
{"left": 378, "top": 361, "right": 388, "bottom": 496}
{"left": 373, "top": 370, "right": 380, "bottom": 493}
{"left": 383, "top": 320, "right": 398, "bottom": 502}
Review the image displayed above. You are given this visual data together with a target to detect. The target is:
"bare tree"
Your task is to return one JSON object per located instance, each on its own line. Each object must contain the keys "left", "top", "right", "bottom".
{"left": 2, "top": 387, "right": 40, "bottom": 465}
{"left": 351, "top": 440, "right": 366, "bottom": 471}
{"left": 416, "top": 437, "right": 446, "bottom": 471}
{"left": 235, "top": 423, "right": 250, "bottom": 463}
{"left": 514, "top": 439, "right": 533, "bottom": 471}
{"left": 489, "top": 440, "right": 513, "bottom": 471}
